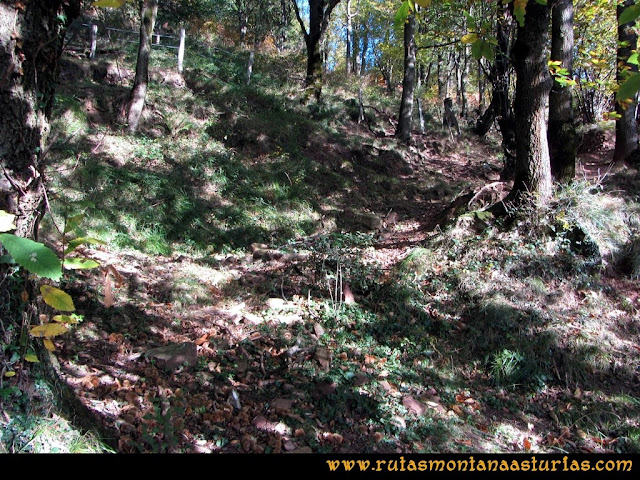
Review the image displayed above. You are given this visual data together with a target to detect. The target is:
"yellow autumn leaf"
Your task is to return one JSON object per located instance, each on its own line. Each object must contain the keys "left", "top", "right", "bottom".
{"left": 415, "top": 0, "right": 432, "bottom": 7}
{"left": 43, "top": 338, "right": 56, "bottom": 351}
{"left": 92, "top": 0, "right": 128, "bottom": 8}
{"left": 4, "top": 371, "right": 16, "bottom": 378}
{"left": 30, "top": 323, "right": 68, "bottom": 338}
{"left": 40, "top": 285, "right": 75, "bottom": 312}
{"left": 461, "top": 33, "right": 479, "bottom": 44}
{"left": 24, "top": 354, "right": 39, "bottom": 363}
{"left": 0, "top": 210, "right": 16, "bottom": 232}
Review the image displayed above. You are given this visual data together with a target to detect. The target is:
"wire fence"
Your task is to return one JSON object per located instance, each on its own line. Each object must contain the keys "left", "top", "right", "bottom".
{"left": 65, "top": 22, "right": 186, "bottom": 72}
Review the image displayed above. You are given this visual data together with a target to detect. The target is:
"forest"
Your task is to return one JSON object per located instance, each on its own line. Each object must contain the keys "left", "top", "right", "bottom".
{"left": 0, "top": 0, "right": 639, "bottom": 455}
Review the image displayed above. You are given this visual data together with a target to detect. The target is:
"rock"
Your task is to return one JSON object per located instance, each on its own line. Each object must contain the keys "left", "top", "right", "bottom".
{"left": 287, "top": 446, "right": 313, "bottom": 454}
{"left": 252, "top": 248, "right": 283, "bottom": 261}
{"left": 242, "top": 312, "right": 263, "bottom": 324}
{"left": 145, "top": 342, "right": 197, "bottom": 371}
{"left": 92, "top": 61, "right": 132, "bottom": 84}
{"left": 249, "top": 243, "right": 269, "bottom": 252}
{"left": 270, "top": 397, "right": 293, "bottom": 411}
{"left": 336, "top": 210, "right": 383, "bottom": 232}
{"left": 402, "top": 395, "right": 427, "bottom": 416}
{"left": 266, "top": 298, "right": 287, "bottom": 310}
{"left": 315, "top": 346, "right": 331, "bottom": 372}
{"left": 353, "top": 373, "right": 369, "bottom": 386}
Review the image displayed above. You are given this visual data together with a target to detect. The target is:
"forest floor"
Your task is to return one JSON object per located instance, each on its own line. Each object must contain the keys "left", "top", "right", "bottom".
{"left": 2, "top": 47, "right": 640, "bottom": 454}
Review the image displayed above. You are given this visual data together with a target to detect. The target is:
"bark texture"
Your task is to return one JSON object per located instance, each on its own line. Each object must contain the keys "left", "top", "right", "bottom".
{"left": 548, "top": 0, "right": 578, "bottom": 182}
{"left": 120, "top": 0, "right": 158, "bottom": 134}
{"left": 0, "top": 0, "right": 81, "bottom": 237}
{"left": 474, "top": 4, "right": 516, "bottom": 178}
{"left": 507, "top": 0, "right": 552, "bottom": 204}
{"left": 395, "top": 13, "right": 416, "bottom": 143}
{"left": 614, "top": 0, "right": 639, "bottom": 164}
{"left": 292, "top": 0, "right": 341, "bottom": 102}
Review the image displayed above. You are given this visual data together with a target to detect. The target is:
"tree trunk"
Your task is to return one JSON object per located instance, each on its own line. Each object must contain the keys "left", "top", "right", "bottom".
{"left": 236, "top": 0, "right": 248, "bottom": 46}
{"left": 475, "top": 4, "right": 516, "bottom": 178}
{"left": 0, "top": 1, "right": 81, "bottom": 238}
{"left": 360, "top": 27, "right": 368, "bottom": 76}
{"left": 614, "top": 0, "right": 639, "bottom": 164}
{"left": 120, "top": 0, "right": 158, "bottom": 134}
{"left": 345, "top": 0, "right": 352, "bottom": 75}
{"left": 437, "top": 53, "right": 446, "bottom": 103}
{"left": 506, "top": 0, "right": 552, "bottom": 204}
{"left": 277, "top": 0, "right": 291, "bottom": 51}
{"left": 458, "top": 49, "right": 469, "bottom": 118}
{"left": 292, "top": 0, "right": 341, "bottom": 102}
{"left": 1, "top": 0, "right": 81, "bottom": 426}
{"left": 478, "top": 60, "right": 485, "bottom": 111}
{"left": 548, "top": 0, "right": 578, "bottom": 182}
{"left": 396, "top": 12, "right": 416, "bottom": 143}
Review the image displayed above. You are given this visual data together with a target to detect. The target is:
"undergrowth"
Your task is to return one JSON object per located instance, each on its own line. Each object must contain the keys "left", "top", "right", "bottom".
{"left": 3, "top": 32, "right": 639, "bottom": 453}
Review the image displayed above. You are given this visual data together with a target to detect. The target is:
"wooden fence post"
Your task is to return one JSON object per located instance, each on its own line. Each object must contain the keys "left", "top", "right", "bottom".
{"left": 90, "top": 24, "right": 98, "bottom": 59}
{"left": 177, "top": 28, "right": 185, "bottom": 73}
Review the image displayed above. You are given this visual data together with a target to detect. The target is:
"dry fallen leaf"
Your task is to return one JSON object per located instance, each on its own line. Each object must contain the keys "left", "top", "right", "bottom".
{"left": 103, "top": 273, "right": 114, "bottom": 308}
{"left": 313, "top": 322, "right": 325, "bottom": 337}
{"left": 315, "top": 346, "right": 331, "bottom": 372}
{"left": 271, "top": 397, "right": 293, "bottom": 411}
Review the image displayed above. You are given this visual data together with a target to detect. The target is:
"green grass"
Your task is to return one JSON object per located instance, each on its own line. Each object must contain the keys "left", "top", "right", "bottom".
{"left": 0, "top": 379, "right": 114, "bottom": 453}
{"left": 12, "top": 37, "right": 640, "bottom": 454}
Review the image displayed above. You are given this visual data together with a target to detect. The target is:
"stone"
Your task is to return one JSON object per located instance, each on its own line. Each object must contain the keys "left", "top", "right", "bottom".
{"left": 266, "top": 298, "right": 287, "bottom": 310}
{"left": 146, "top": 342, "right": 198, "bottom": 371}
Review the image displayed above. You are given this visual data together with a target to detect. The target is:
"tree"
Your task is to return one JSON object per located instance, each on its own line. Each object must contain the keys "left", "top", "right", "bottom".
{"left": 472, "top": 2, "right": 517, "bottom": 179}
{"left": 613, "top": 0, "right": 639, "bottom": 164}
{"left": 548, "top": 0, "right": 579, "bottom": 182}
{"left": 396, "top": 10, "right": 416, "bottom": 142}
{"left": 345, "top": 0, "right": 353, "bottom": 74}
{"left": 0, "top": 1, "right": 82, "bottom": 238}
{"left": 573, "top": 0, "right": 617, "bottom": 124}
{"left": 505, "top": 0, "right": 553, "bottom": 205}
{"left": 292, "top": 0, "right": 341, "bottom": 101}
{"left": 120, "top": 0, "right": 158, "bottom": 134}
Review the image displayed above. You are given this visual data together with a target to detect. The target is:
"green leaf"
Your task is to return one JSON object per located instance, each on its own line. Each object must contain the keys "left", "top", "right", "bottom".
{"left": 414, "top": 0, "right": 431, "bottom": 7}
{"left": 471, "top": 40, "right": 494, "bottom": 62}
{"left": 64, "top": 257, "right": 100, "bottom": 270}
{"left": 64, "top": 236, "right": 106, "bottom": 254}
{"left": 64, "top": 214, "right": 85, "bottom": 234}
{"left": 619, "top": 3, "right": 640, "bottom": 25}
{"left": 52, "top": 314, "right": 80, "bottom": 324}
{"left": 4, "top": 371, "right": 16, "bottom": 378}
{"left": 616, "top": 72, "right": 640, "bottom": 101}
{"left": 471, "top": 40, "right": 483, "bottom": 60}
{"left": 394, "top": 1, "right": 412, "bottom": 29}
{"left": 40, "top": 285, "right": 75, "bottom": 312}
{"left": 0, "top": 210, "right": 16, "bottom": 232}
{"left": 514, "top": 0, "right": 527, "bottom": 27}
{"left": 92, "top": 0, "right": 128, "bottom": 8}
{"left": 0, "top": 234, "right": 62, "bottom": 280}
{"left": 480, "top": 40, "right": 495, "bottom": 62}
{"left": 0, "top": 255, "right": 15, "bottom": 264}
{"left": 24, "top": 354, "right": 39, "bottom": 363}
{"left": 464, "top": 12, "right": 476, "bottom": 30}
